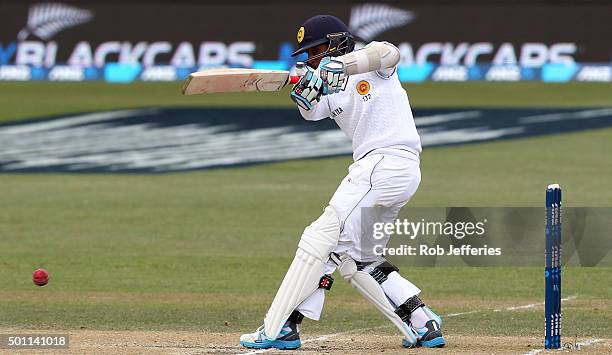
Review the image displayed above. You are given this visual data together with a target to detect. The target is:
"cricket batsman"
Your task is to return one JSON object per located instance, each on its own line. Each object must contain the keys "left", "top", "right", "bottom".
{"left": 240, "top": 15, "right": 446, "bottom": 350}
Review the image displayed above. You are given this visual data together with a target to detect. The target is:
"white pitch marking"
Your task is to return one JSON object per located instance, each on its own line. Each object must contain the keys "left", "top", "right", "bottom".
{"left": 574, "top": 338, "right": 605, "bottom": 349}
{"left": 236, "top": 297, "right": 578, "bottom": 355}
{"left": 444, "top": 310, "right": 480, "bottom": 317}
{"left": 523, "top": 338, "right": 604, "bottom": 355}
{"left": 496, "top": 295, "right": 577, "bottom": 312}
{"left": 237, "top": 325, "right": 389, "bottom": 355}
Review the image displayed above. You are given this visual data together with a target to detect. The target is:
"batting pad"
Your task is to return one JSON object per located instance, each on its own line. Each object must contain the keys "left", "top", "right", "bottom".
{"left": 338, "top": 254, "right": 418, "bottom": 347}
{"left": 264, "top": 206, "right": 340, "bottom": 340}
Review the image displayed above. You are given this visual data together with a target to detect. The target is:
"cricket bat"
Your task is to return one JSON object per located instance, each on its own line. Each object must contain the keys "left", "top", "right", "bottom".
{"left": 182, "top": 68, "right": 301, "bottom": 95}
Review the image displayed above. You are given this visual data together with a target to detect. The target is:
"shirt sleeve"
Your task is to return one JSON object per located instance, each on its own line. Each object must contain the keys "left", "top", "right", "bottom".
{"left": 297, "top": 95, "right": 331, "bottom": 121}
{"left": 376, "top": 66, "right": 397, "bottom": 79}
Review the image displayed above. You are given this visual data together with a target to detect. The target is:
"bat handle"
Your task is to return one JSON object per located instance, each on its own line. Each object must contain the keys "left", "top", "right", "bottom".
{"left": 289, "top": 75, "right": 301, "bottom": 84}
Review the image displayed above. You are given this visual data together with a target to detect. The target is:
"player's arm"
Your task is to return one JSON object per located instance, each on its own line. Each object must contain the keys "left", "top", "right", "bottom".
{"left": 298, "top": 95, "right": 331, "bottom": 121}
{"left": 318, "top": 41, "right": 400, "bottom": 92}
{"left": 338, "top": 41, "right": 400, "bottom": 74}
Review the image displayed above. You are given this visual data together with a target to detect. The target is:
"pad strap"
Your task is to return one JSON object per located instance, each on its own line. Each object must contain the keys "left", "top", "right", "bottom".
{"left": 356, "top": 260, "right": 399, "bottom": 284}
{"left": 395, "top": 295, "right": 424, "bottom": 323}
{"left": 319, "top": 274, "right": 334, "bottom": 290}
{"left": 287, "top": 310, "right": 304, "bottom": 324}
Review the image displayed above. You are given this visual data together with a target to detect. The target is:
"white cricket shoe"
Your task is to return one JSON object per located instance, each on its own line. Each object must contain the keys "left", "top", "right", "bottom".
{"left": 240, "top": 323, "right": 301, "bottom": 350}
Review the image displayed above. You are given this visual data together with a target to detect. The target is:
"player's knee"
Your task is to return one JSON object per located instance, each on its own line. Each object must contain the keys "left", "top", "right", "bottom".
{"left": 299, "top": 206, "right": 341, "bottom": 260}
{"left": 336, "top": 253, "right": 358, "bottom": 281}
{"left": 337, "top": 255, "right": 401, "bottom": 284}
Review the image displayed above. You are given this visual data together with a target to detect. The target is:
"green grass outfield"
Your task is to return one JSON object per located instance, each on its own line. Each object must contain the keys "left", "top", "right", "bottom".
{"left": 1, "top": 82, "right": 612, "bottom": 122}
{"left": 0, "top": 82, "right": 610, "bottom": 341}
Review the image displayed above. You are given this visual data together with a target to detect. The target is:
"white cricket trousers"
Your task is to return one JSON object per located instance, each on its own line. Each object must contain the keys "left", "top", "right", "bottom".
{"left": 297, "top": 152, "right": 422, "bottom": 320}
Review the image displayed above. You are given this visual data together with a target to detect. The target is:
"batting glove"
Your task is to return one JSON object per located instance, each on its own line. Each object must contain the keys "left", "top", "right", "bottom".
{"left": 290, "top": 67, "right": 324, "bottom": 111}
{"left": 317, "top": 57, "right": 347, "bottom": 94}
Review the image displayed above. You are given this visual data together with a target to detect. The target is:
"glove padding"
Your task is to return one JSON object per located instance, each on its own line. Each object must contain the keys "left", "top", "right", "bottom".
{"left": 290, "top": 67, "right": 324, "bottom": 111}
{"left": 317, "top": 57, "right": 347, "bottom": 94}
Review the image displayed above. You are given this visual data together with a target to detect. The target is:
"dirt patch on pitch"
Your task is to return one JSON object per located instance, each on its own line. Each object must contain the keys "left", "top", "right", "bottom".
{"left": 0, "top": 330, "right": 609, "bottom": 355}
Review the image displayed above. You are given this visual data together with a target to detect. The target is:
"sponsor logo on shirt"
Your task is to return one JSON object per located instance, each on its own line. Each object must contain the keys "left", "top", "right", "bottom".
{"left": 331, "top": 107, "right": 344, "bottom": 117}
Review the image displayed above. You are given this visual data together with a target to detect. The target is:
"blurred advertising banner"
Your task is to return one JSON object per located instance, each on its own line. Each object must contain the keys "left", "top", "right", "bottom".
{"left": 0, "top": 1, "right": 611, "bottom": 82}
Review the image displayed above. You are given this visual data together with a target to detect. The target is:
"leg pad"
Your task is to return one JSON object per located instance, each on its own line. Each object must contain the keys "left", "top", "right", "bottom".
{"left": 263, "top": 206, "right": 340, "bottom": 340}
{"left": 338, "top": 254, "right": 418, "bottom": 347}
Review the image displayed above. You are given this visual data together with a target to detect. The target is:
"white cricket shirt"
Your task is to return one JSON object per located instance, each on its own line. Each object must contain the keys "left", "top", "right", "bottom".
{"left": 299, "top": 68, "right": 422, "bottom": 161}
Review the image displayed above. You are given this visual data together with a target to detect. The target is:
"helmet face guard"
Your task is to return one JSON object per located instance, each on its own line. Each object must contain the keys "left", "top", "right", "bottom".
{"left": 291, "top": 15, "right": 354, "bottom": 66}
{"left": 302, "top": 32, "right": 355, "bottom": 66}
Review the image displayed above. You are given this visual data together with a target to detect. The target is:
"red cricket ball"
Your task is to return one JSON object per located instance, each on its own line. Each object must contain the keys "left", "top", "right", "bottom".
{"left": 32, "top": 268, "right": 49, "bottom": 286}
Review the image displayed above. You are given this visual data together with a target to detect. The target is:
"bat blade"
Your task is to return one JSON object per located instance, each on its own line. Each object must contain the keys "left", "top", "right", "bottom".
{"left": 182, "top": 69, "right": 299, "bottom": 95}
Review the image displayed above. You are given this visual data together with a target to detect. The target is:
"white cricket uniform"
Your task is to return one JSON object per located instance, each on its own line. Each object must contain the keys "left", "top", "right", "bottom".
{"left": 295, "top": 66, "right": 423, "bottom": 320}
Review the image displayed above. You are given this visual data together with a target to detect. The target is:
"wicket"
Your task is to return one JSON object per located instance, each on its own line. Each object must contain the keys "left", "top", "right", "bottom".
{"left": 545, "top": 184, "right": 562, "bottom": 349}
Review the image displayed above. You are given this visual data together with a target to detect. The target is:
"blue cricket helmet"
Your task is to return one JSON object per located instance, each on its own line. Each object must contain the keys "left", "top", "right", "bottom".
{"left": 292, "top": 15, "right": 355, "bottom": 57}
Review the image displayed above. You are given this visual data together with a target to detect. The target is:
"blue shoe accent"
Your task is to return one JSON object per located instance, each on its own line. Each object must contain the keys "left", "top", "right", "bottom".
{"left": 240, "top": 338, "right": 301, "bottom": 350}
{"left": 419, "top": 336, "right": 446, "bottom": 348}
{"left": 415, "top": 320, "right": 446, "bottom": 348}
{"left": 274, "top": 339, "right": 301, "bottom": 349}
